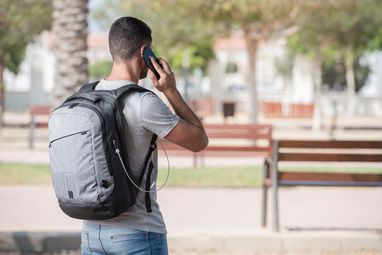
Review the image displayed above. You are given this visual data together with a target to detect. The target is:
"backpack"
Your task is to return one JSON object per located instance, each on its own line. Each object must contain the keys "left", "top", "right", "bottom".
{"left": 48, "top": 81, "right": 157, "bottom": 220}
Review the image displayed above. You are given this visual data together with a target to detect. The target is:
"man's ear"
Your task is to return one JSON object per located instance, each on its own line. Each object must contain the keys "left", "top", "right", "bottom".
{"left": 140, "top": 45, "right": 147, "bottom": 56}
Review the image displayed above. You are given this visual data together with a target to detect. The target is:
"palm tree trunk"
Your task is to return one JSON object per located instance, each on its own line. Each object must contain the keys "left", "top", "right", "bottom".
{"left": 51, "top": 0, "right": 89, "bottom": 106}
{"left": 312, "top": 55, "right": 322, "bottom": 131}
{"left": 242, "top": 25, "right": 259, "bottom": 123}
{"left": 345, "top": 50, "right": 356, "bottom": 116}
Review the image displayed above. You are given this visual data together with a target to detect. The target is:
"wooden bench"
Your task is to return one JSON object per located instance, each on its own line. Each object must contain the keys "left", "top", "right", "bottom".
{"left": 159, "top": 124, "right": 273, "bottom": 167}
{"left": 29, "top": 105, "right": 51, "bottom": 149}
{"left": 261, "top": 139, "right": 382, "bottom": 232}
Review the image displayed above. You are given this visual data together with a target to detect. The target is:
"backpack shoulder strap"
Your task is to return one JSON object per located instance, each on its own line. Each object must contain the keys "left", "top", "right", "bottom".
{"left": 140, "top": 134, "right": 158, "bottom": 213}
{"left": 78, "top": 81, "right": 100, "bottom": 93}
{"left": 113, "top": 84, "right": 152, "bottom": 99}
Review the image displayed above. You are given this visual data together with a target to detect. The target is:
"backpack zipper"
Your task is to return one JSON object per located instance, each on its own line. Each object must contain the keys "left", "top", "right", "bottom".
{"left": 49, "top": 130, "right": 89, "bottom": 147}
{"left": 52, "top": 102, "right": 113, "bottom": 176}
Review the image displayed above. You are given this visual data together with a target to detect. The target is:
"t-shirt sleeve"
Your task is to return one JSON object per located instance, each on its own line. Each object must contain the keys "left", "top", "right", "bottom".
{"left": 139, "top": 92, "right": 180, "bottom": 138}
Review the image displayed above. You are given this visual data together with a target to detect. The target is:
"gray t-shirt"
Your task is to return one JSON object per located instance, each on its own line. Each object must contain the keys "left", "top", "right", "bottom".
{"left": 84, "top": 79, "right": 180, "bottom": 234}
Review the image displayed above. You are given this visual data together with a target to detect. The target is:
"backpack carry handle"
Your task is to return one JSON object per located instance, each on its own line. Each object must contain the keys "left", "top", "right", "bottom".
{"left": 78, "top": 81, "right": 99, "bottom": 93}
{"left": 113, "top": 84, "right": 151, "bottom": 99}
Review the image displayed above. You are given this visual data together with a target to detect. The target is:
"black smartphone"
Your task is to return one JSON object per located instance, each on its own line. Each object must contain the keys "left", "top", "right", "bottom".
{"left": 143, "top": 47, "right": 161, "bottom": 80}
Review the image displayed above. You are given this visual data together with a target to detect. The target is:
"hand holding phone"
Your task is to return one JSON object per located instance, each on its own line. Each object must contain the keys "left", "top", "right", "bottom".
{"left": 148, "top": 56, "right": 177, "bottom": 94}
{"left": 143, "top": 47, "right": 161, "bottom": 80}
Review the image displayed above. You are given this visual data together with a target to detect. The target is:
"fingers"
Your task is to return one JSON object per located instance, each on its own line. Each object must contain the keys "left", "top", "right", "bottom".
{"left": 158, "top": 58, "right": 173, "bottom": 74}
{"left": 148, "top": 70, "right": 159, "bottom": 85}
{"left": 150, "top": 57, "right": 165, "bottom": 76}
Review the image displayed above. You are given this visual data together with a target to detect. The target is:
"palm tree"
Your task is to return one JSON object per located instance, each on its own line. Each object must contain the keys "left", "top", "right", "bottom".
{"left": 0, "top": 0, "right": 52, "bottom": 126}
{"left": 51, "top": 0, "right": 89, "bottom": 106}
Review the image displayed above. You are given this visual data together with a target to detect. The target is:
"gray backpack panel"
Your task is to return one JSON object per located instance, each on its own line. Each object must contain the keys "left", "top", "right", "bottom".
{"left": 49, "top": 105, "right": 114, "bottom": 205}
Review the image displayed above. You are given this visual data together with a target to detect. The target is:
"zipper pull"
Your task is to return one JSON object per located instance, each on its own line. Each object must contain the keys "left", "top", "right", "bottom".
{"left": 112, "top": 139, "right": 120, "bottom": 153}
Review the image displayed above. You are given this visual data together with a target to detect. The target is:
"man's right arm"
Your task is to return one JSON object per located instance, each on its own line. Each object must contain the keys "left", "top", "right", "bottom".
{"left": 148, "top": 57, "right": 208, "bottom": 152}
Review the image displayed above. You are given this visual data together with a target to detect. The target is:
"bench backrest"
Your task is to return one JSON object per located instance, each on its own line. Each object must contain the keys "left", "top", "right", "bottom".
{"left": 205, "top": 124, "right": 272, "bottom": 139}
{"left": 29, "top": 105, "right": 52, "bottom": 128}
{"left": 275, "top": 140, "right": 382, "bottom": 162}
{"left": 272, "top": 139, "right": 382, "bottom": 186}
{"left": 30, "top": 105, "right": 51, "bottom": 116}
{"left": 160, "top": 124, "right": 273, "bottom": 156}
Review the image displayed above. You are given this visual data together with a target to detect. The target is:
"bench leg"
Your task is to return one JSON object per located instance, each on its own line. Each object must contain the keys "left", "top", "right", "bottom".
{"left": 261, "top": 159, "right": 270, "bottom": 227}
{"left": 193, "top": 154, "right": 197, "bottom": 168}
{"left": 271, "top": 160, "right": 280, "bottom": 232}
{"left": 29, "top": 117, "right": 36, "bottom": 149}
{"left": 271, "top": 141, "right": 280, "bottom": 232}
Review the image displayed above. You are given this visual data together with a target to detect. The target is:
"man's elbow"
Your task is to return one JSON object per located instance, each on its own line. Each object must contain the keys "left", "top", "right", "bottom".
{"left": 190, "top": 133, "right": 209, "bottom": 152}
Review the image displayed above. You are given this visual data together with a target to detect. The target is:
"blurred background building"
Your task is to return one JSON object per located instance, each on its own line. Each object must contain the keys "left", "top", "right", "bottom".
{"left": 2, "top": 0, "right": 382, "bottom": 128}
{"left": 4, "top": 32, "right": 382, "bottom": 120}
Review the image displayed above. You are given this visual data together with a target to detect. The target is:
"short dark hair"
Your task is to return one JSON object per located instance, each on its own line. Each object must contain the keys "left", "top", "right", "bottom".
{"left": 108, "top": 17, "right": 152, "bottom": 62}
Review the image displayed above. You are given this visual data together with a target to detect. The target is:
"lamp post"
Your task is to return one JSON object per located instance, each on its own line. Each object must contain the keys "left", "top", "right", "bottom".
{"left": 182, "top": 48, "right": 190, "bottom": 103}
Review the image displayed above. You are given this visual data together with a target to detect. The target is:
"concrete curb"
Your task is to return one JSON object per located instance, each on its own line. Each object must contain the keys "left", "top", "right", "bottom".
{"left": 1, "top": 231, "right": 382, "bottom": 254}
{"left": 0, "top": 231, "right": 80, "bottom": 253}
{"left": 169, "top": 232, "right": 382, "bottom": 254}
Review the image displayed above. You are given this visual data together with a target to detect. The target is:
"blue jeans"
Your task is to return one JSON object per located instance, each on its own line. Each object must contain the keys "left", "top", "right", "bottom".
{"left": 81, "top": 223, "right": 168, "bottom": 255}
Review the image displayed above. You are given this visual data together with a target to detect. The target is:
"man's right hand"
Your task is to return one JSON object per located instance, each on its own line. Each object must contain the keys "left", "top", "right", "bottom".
{"left": 148, "top": 56, "right": 209, "bottom": 152}
{"left": 148, "top": 57, "right": 177, "bottom": 94}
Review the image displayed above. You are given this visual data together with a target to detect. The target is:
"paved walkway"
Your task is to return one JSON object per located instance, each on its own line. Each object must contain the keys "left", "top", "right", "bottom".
{"left": 0, "top": 185, "right": 382, "bottom": 253}
{"left": 1, "top": 186, "right": 382, "bottom": 232}
{"left": 1, "top": 120, "right": 382, "bottom": 253}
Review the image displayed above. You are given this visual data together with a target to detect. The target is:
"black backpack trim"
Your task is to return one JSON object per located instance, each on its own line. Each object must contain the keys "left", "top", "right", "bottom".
{"left": 90, "top": 81, "right": 158, "bottom": 214}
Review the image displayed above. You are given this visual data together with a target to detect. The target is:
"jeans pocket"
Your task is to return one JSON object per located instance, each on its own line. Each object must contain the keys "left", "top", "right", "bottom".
{"left": 111, "top": 232, "right": 146, "bottom": 242}
{"left": 81, "top": 231, "right": 92, "bottom": 254}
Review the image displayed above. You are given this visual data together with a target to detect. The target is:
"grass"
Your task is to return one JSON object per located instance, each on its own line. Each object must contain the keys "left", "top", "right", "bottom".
{"left": 157, "top": 167, "right": 262, "bottom": 188}
{"left": 0, "top": 163, "right": 381, "bottom": 187}
{"left": 0, "top": 163, "right": 51, "bottom": 185}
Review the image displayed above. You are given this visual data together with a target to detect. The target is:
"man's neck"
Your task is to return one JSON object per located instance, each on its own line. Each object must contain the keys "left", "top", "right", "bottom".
{"left": 106, "top": 61, "right": 140, "bottom": 84}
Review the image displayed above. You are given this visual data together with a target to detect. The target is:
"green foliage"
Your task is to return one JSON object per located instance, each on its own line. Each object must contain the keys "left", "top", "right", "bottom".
{"left": 168, "top": 43, "right": 215, "bottom": 73}
{"left": 326, "top": 0, "right": 382, "bottom": 56}
{"left": 368, "top": 28, "right": 382, "bottom": 51}
{"left": 91, "top": 0, "right": 216, "bottom": 74}
{"left": 322, "top": 57, "right": 370, "bottom": 92}
{"left": 0, "top": 0, "right": 53, "bottom": 73}
{"left": 288, "top": 0, "right": 382, "bottom": 59}
{"left": 89, "top": 60, "right": 113, "bottom": 79}
{"left": 3, "top": 45, "right": 25, "bottom": 74}
{"left": 287, "top": 0, "right": 381, "bottom": 95}
{"left": 193, "top": 0, "right": 299, "bottom": 122}
{"left": 196, "top": 0, "right": 297, "bottom": 30}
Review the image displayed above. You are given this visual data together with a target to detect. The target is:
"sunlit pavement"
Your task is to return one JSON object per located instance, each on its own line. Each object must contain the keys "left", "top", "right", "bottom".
{"left": 1, "top": 114, "right": 382, "bottom": 253}
{"left": 1, "top": 185, "right": 382, "bottom": 232}
{"left": 0, "top": 186, "right": 381, "bottom": 253}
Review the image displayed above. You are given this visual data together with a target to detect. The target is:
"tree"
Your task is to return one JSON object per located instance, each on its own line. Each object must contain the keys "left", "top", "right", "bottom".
{"left": 289, "top": 0, "right": 382, "bottom": 116}
{"left": 328, "top": 0, "right": 382, "bottom": 115}
{"left": 287, "top": 1, "right": 339, "bottom": 129}
{"left": 194, "top": 0, "right": 299, "bottom": 122}
{"left": 92, "top": 0, "right": 216, "bottom": 74}
{"left": 0, "top": 0, "right": 52, "bottom": 126}
{"left": 51, "top": 0, "right": 89, "bottom": 106}
{"left": 322, "top": 58, "right": 370, "bottom": 92}
{"left": 94, "top": 0, "right": 299, "bottom": 122}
